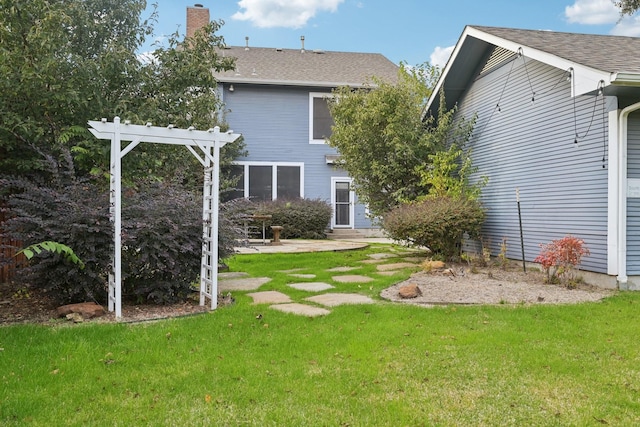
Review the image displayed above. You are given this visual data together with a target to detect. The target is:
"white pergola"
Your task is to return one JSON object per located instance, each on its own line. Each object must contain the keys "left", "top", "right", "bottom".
{"left": 88, "top": 117, "right": 241, "bottom": 318}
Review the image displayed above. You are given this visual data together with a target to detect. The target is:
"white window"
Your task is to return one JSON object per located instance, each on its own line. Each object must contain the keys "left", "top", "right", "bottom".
{"left": 309, "top": 92, "right": 334, "bottom": 144}
{"left": 224, "top": 162, "right": 304, "bottom": 201}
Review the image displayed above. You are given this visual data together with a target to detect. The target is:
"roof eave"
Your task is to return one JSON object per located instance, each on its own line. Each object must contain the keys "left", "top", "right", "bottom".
{"left": 424, "top": 26, "right": 616, "bottom": 120}
{"left": 216, "top": 77, "right": 378, "bottom": 89}
{"left": 612, "top": 72, "right": 640, "bottom": 87}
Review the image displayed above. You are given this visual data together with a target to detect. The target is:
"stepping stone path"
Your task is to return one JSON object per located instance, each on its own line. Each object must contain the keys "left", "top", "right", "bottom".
{"left": 326, "top": 266, "right": 361, "bottom": 272}
{"left": 306, "top": 293, "right": 374, "bottom": 307}
{"left": 288, "top": 282, "right": 335, "bottom": 292}
{"left": 376, "top": 262, "right": 419, "bottom": 272}
{"left": 218, "top": 277, "right": 271, "bottom": 291}
{"left": 270, "top": 303, "right": 330, "bottom": 317}
{"left": 367, "top": 253, "right": 397, "bottom": 260}
{"left": 289, "top": 273, "right": 316, "bottom": 279}
{"left": 332, "top": 275, "right": 374, "bottom": 283}
{"left": 247, "top": 291, "right": 292, "bottom": 304}
{"left": 221, "top": 250, "right": 424, "bottom": 317}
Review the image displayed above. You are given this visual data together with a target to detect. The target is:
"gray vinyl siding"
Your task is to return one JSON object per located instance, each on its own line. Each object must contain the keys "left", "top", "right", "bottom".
{"left": 223, "top": 84, "right": 375, "bottom": 228}
{"left": 455, "top": 56, "right": 609, "bottom": 273}
{"left": 627, "top": 112, "right": 640, "bottom": 274}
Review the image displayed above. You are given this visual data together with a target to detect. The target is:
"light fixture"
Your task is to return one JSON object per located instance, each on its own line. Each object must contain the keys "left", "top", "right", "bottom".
{"left": 229, "top": 84, "right": 234, "bottom": 92}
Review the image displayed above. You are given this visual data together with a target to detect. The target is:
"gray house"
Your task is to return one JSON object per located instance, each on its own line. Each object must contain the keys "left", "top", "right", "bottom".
{"left": 425, "top": 26, "right": 640, "bottom": 289}
{"left": 213, "top": 40, "right": 398, "bottom": 231}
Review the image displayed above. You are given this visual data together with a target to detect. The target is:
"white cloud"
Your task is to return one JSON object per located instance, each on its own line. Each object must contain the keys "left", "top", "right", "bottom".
{"left": 430, "top": 45, "right": 454, "bottom": 68}
{"left": 565, "top": 0, "right": 619, "bottom": 24}
{"left": 232, "top": 0, "right": 345, "bottom": 29}
{"left": 610, "top": 15, "right": 640, "bottom": 36}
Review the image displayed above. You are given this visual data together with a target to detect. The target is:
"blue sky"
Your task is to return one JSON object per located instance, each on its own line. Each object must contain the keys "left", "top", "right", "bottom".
{"left": 140, "top": 0, "right": 640, "bottom": 67}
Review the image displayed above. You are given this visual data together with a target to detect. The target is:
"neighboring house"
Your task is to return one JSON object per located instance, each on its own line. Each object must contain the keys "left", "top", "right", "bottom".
{"left": 213, "top": 42, "right": 398, "bottom": 231}
{"left": 184, "top": 5, "right": 398, "bottom": 232}
{"left": 425, "top": 25, "right": 640, "bottom": 289}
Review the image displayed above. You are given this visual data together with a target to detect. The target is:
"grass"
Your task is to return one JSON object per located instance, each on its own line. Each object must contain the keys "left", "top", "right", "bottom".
{"left": 2, "top": 244, "right": 640, "bottom": 426}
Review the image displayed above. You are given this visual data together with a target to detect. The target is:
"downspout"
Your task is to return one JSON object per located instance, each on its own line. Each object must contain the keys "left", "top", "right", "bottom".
{"left": 617, "top": 101, "right": 640, "bottom": 286}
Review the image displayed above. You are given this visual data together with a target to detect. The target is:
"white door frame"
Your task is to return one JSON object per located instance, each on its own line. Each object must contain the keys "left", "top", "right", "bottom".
{"left": 331, "top": 177, "right": 354, "bottom": 229}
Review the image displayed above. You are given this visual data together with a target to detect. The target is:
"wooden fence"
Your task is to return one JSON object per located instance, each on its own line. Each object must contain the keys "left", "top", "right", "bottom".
{"left": 0, "top": 210, "right": 23, "bottom": 283}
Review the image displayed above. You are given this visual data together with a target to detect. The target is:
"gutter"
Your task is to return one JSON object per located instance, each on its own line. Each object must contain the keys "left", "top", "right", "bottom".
{"left": 617, "top": 101, "right": 640, "bottom": 286}
{"left": 611, "top": 72, "right": 640, "bottom": 87}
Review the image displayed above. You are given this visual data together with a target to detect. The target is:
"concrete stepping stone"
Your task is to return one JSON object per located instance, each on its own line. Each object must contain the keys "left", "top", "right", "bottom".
{"left": 326, "top": 266, "right": 361, "bottom": 272}
{"left": 403, "top": 257, "right": 426, "bottom": 263}
{"left": 377, "top": 271, "right": 399, "bottom": 276}
{"left": 359, "top": 259, "right": 385, "bottom": 264}
{"left": 376, "top": 262, "right": 419, "bottom": 272}
{"left": 247, "top": 291, "right": 292, "bottom": 304}
{"left": 270, "top": 303, "right": 330, "bottom": 317}
{"left": 276, "top": 268, "right": 306, "bottom": 273}
{"left": 289, "top": 273, "right": 316, "bottom": 279}
{"left": 367, "top": 253, "right": 397, "bottom": 260}
{"left": 332, "top": 275, "right": 374, "bottom": 283}
{"left": 218, "top": 277, "right": 271, "bottom": 291}
{"left": 306, "top": 293, "right": 375, "bottom": 307}
{"left": 288, "top": 282, "right": 335, "bottom": 292}
{"left": 218, "top": 272, "right": 249, "bottom": 279}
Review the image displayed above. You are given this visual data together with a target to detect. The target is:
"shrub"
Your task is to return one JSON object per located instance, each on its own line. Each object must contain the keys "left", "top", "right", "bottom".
{"left": 383, "top": 196, "right": 485, "bottom": 260}
{"left": 253, "top": 198, "right": 332, "bottom": 239}
{"left": 533, "top": 235, "right": 590, "bottom": 287}
{"left": 2, "top": 160, "right": 250, "bottom": 305}
{"left": 0, "top": 170, "right": 112, "bottom": 304}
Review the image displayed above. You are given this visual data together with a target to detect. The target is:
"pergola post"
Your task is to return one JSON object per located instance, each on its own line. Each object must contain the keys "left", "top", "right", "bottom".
{"left": 88, "top": 117, "right": 241, "bottom": 319}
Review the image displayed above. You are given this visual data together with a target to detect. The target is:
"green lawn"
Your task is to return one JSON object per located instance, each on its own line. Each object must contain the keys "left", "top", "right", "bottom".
{"left": 1, "top": 245, "right": 639, "bottom": 426}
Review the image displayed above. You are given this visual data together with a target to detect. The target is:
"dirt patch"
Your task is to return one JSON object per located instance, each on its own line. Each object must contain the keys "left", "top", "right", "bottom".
{"left": 0, "top": 282, "right": 210, "bottom": 326}
{"left": 381, "top": 264, "right": 614, "bottom": 306}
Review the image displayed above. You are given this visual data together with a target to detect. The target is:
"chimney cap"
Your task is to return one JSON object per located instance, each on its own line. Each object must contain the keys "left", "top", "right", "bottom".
{"left": 194, "top": 3, "right": 203, "bottom": 7}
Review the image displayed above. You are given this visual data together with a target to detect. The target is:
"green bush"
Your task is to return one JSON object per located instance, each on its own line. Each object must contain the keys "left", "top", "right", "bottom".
{"left": 253, "top": 198, "right": 332, "bottom": 239}
{"left": 383, "top": 196, "right": 485, "bottom": 260}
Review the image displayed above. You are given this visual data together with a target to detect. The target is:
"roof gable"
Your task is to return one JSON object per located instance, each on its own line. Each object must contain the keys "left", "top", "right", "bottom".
{"left": 214, "top": 46, "right": 399, "bottom": 88}
{"left": 426, "top": 26, "right": 640, "bottom": 118}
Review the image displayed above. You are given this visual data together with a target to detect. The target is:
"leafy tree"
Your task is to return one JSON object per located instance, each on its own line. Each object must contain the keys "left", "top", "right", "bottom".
{"left": 0, "top": 0, "right": 244, "bottom": 183}
{"left": 327, "top": 63, "right": 474, "bottom": 217}
{"left": 616, "top": 0, "right": 640, "bottom": 16}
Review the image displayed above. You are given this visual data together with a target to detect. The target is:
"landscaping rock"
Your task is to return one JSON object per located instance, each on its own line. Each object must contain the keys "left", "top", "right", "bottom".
{"left": 398, "top": 283, "right": 422, "bottom": 299}
{"left": 56, "top": 302, "right": 106, "bottom": 319}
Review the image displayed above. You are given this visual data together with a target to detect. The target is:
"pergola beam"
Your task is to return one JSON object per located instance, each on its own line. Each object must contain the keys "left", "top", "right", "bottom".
{"left": 88, "top": 117, "right": 241, "bottom": 319}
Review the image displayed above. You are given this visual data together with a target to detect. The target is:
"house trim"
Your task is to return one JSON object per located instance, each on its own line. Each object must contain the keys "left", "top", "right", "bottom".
{"left": 309, "top": 92, "right": 334, "bottom": 145}
{"left": 616, "top": 101, "right": 640, "bottom": 284}
{"left": 234, "top": 161, "right": 305, "bottom": 200}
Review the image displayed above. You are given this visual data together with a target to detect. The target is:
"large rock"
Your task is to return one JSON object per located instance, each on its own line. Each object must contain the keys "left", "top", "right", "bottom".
{"left": 56, "top": 302, "right": 106, "bottom": 319}
{"left": 398, "top": 283, "right": 422, "bottom": 299}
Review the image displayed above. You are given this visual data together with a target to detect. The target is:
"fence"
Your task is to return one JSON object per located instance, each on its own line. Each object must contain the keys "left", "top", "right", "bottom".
{"left": 0, "top": 210, "right": 23, "bottom": 283}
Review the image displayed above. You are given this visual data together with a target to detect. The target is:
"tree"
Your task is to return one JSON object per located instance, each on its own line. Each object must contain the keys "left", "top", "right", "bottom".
{"left": 327, "top": 63, "right": 473, "bottom": 217}
{"left": 616, "top": 0, "right": 640, "bottom": 16}
{"left": 0, "top": 0, "right": 243, "bottom": 182}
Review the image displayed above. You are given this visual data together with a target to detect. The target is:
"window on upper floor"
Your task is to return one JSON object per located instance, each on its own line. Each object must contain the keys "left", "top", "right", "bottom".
{"left": 223, "top": 162, "right": 304, "bottom": 202}
{"left": 309, "top": 92, "right": 334, "bottom": 144}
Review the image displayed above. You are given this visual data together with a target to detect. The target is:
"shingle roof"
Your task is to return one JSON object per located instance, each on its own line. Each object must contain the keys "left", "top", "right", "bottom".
{"left": 471, "top": 26, "right": 640, "bottom": 74}
{"left": 213, "top": 46, "right": 399, "bottom": 88}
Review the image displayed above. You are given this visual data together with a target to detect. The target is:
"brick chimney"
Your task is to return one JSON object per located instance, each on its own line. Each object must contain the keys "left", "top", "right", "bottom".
{"left": 186, "top": 4, "right": 210, "bottom": 38}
